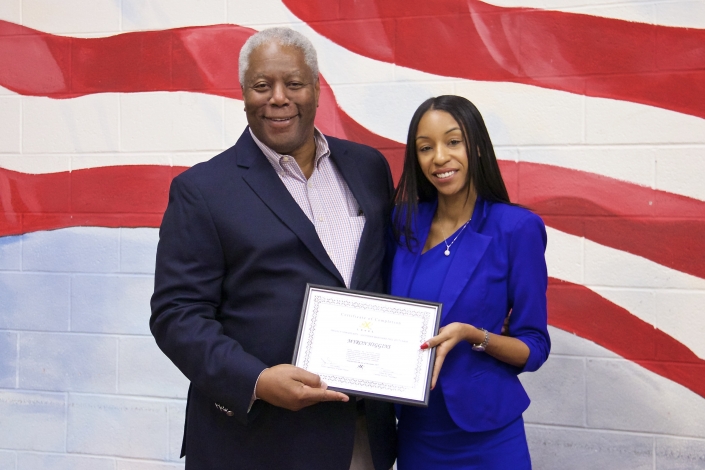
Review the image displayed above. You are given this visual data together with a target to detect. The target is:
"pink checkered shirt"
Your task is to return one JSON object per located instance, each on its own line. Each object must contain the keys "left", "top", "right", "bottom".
{"left": 249, "top": 128, "right": 365, "bottom": 288}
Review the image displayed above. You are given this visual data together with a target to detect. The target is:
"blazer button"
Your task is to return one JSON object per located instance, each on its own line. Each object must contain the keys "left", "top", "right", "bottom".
{"left": 215, "top": 402, "right": 234, "bottom": 417}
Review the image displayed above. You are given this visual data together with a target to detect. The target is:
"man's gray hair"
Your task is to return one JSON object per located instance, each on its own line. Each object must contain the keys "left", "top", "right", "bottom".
{"left": 238, "top": 27, "right": 319, "bottom": 85}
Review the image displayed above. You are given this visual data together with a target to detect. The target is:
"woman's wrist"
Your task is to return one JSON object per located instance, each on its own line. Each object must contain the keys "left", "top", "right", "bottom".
{"left": 465, "top": 325, "right": 486, "bottom": 344}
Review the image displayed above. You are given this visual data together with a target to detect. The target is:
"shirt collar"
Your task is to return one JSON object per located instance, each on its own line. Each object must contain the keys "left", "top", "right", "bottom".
{"left": 249, "top": 127, "right": 330, "bottom": 173}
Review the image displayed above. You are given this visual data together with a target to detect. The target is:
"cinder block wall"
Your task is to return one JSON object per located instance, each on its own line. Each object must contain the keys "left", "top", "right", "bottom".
{"left": 1, "top": 1, "right": 704, "bottom": 469}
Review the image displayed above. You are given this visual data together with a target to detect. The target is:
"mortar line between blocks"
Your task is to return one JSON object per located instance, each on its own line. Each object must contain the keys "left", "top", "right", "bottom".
{"left": 118, "top": 93, "right": 122, "bottom": 153}
{"left": 652, "top": 145, "right": 657, "bottom": 190}
{"left": 19, "top": 94, "right": 23, "bottom": 157}
{"left": 524, "top": 422, "right": 705, "bottom": 440}
{"left": 0, "top": 387, "right": 187, "bottom": 403}
{"left": 583, "top": 357, "right": 588, "bottom": 428}
{"left": 116, "top": 336, "right": 120, "bottom": 394}
{"left": 68, "top": 275, "right": 72, "bottom": 331}
{"left": 581, "top": 94, "right": 586, "bottom": 144}
{"left": 15, "top": 332, "right": 19, "bottom": 389}
{"left": 580, "top": 236, "right": 585, "bottom": 285}
{"left": 118, "top": 228, "right": 122, "bottom": 272}
{"left": 64, "top": 391, "right": 69, "bottom": 454}
{"left": 0, "top": 330, "right": 153, "bottom": 338}
{"left": 166, "top": 398, "right": 172, "bottom": 461}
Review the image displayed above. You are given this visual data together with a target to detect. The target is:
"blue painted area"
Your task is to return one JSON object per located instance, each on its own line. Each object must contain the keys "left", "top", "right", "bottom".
{"left": 120, "top": 228, "right": 159, "bottom": 274}
{"left": 71, "top": 274, "right": 153, "bottom": 335}
{"left": 19, "top": 333, "right": 117, "bottom": 393}
{"left": 0, "top": 272, "right": 70, "bottom": 331}
{"left": 0, "top": 332, "right": 17, "bottom": 388}
{"left": 0, "top": 236, "right": 21, "bottom": 270}
{"left": 0, "top": 390, "right": 66, "bottom": 452}
{"left": 22, "top": 227, "right": 120, "bottom": 273}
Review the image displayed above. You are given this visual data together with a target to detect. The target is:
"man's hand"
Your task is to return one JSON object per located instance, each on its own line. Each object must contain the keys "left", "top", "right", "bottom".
{"left": 255, "top": 364, "right": 349, "bottom": 411}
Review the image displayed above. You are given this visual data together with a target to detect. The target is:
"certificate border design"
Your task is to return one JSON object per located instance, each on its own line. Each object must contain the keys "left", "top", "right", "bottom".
{"left": 302, "top": 296, "right": 429, "bottom": 392}
{"left": 292, "top": 284, "right": 442, "bottom": 406}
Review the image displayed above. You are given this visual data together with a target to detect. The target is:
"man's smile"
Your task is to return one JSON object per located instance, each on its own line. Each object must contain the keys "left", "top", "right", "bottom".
{"left": 265, "top": 115, "right": 297, "bottom": 122}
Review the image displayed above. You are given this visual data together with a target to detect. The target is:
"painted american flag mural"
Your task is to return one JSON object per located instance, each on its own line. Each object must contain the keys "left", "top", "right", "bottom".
{"left": 0, "top": 0, "right": 704, "bottom": 468}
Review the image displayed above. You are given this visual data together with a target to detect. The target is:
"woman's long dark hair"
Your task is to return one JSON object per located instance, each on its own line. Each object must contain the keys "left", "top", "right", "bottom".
{"left": 392, "top": 95, "right": 512, "bottom": 251}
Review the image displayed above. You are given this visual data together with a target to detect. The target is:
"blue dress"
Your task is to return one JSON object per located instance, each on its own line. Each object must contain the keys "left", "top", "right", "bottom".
{"left": 396, "top": 232, "right": 532, "bottom": 470}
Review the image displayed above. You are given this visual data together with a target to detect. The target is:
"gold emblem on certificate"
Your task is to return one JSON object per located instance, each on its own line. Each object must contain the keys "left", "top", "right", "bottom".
{"left": 292, "top": 284, "right": 442, "bottom": 406}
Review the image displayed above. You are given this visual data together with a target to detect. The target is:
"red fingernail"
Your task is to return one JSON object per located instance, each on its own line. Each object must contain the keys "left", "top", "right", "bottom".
{"left": 420, "top": 342, "right": 429, "bottom": 350}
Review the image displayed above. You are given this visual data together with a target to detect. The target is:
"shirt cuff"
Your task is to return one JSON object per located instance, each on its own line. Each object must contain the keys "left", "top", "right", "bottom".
{"left": 248, "top": 368, "right": 268, "bottom": 413}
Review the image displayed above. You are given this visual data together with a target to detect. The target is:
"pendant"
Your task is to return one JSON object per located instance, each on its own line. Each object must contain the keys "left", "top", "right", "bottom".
{"left": 444, "top": 249, "right": 450, "bottom": 256}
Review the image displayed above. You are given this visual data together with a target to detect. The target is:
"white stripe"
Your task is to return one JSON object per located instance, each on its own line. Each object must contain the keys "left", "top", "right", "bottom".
{"left": 546, "top": 227, "right": 705, "bottom": 359}
{"left": 0, "top": 89, "right": 248, "bottom": 172}
{"left": 4, "top": 0, "right": 703, "bottom": 35}
{"left": 0, "top": 0, "right": 295, "bottom": 38}
{"left": 522, "top": 327, "right": 705, "bottom": 438}
{"left": 483, "top": 0, "right": 705, "bottom": 29}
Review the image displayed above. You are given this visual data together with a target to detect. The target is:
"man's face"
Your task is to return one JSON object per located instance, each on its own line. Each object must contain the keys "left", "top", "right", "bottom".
{"left": 242, "top": 42, "right": 320, "bottom": 158}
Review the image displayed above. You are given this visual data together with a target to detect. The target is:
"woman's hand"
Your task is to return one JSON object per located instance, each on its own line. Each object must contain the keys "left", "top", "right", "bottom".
{"left": 421, "top": 322, "right": 481, "bottom": 390}
{"left": 421, "top": 321, "right": 531, "bottom": 390}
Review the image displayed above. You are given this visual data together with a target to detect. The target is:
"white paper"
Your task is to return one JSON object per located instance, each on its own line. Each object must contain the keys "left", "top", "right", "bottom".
{"left": 294, "top": 287, "right": 440, "bottom": 404}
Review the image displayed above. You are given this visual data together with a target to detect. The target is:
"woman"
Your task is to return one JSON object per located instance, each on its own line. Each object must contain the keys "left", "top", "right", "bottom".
{"left": 390, "top": 95, "right": 550, "bottom": 469}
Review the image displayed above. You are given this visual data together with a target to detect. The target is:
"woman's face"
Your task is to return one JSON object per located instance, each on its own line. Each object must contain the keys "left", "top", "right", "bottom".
{"left": 415, "top": 109, "right": 470, "bottom": 199}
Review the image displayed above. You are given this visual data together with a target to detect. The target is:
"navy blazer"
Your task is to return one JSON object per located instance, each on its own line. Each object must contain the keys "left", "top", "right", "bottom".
{"left": 390, "top": 198, "right": 550, "bottom": 432}
{"left": 150, "top": 129, "right": 396, "bottom": 470}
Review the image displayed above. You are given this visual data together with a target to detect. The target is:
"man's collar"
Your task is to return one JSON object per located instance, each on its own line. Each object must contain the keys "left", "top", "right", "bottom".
{"left": 248, "top": 127, "right": 330, "bottom": 169}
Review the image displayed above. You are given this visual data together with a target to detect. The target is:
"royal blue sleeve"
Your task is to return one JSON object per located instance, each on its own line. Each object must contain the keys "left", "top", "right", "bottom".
{"left": 506, "top": 211, "right": 551, "bottom": 373}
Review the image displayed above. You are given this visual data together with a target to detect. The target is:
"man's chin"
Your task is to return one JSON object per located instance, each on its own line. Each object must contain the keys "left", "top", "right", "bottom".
{"left": 257, "top": 131, "right": 312, "bottom": 156}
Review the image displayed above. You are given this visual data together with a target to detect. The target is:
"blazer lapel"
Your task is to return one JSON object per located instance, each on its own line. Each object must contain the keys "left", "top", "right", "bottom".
{"left": 328, "top": 141, "right": 374, "bottom": 290}
{"left": 438, "top": 230, "right": 491, "bottom": 319}
{"left": 438, "top": 198, "right": 492, "bottom": 318}
{"left": 393, "top": 199, "right": 492, "bottom": 318}
{"left": 236, "top": 130, "right": 344, "bottom": 285}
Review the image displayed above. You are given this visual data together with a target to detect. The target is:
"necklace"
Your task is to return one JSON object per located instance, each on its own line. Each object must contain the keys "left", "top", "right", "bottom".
{"left": 441, "top": 219, "right": 471, "bottom": 256}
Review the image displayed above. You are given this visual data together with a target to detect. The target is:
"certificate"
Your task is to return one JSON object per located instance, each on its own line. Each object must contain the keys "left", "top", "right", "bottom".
{"left": 292, "top": 284, "right": 442, "bottom": 406}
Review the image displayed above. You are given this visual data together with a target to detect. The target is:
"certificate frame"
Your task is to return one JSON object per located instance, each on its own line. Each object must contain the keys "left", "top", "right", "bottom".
{"left": 292, "top": 284, "right": 442, "bottom": 407}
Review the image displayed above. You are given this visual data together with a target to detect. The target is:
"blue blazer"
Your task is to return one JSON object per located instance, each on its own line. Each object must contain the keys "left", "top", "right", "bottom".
{"left": 390, "top": 198, "right": 550, "bottom": 432}
{"left": 151, "top": 129, "right": 396, "bottom": 470}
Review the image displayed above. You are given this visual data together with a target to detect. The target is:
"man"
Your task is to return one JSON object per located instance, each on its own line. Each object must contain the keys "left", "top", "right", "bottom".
{"left": 150, "top": 27, "right": 396, "bottom": 470}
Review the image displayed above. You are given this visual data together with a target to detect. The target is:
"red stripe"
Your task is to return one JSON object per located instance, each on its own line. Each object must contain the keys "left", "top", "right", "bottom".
{"left": 3, "top": 161, "right": 704, "bottom": 280}
{"left": 0, "top": 165, "right": 183, "bottom": 236}
{"left": 283, "top": 0, "right": 705, "bottom": 120}
{"left": 0, "top": 21, "right": 249, "bottom": 99}
{"left": 548, "top": 278, "right": 705, "bottom": 399}
{"left": 506, "top": 161, "right": 705, "bottom": 280}
{"left": 323, "top": 90, "right": 406, "bottom": 180}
